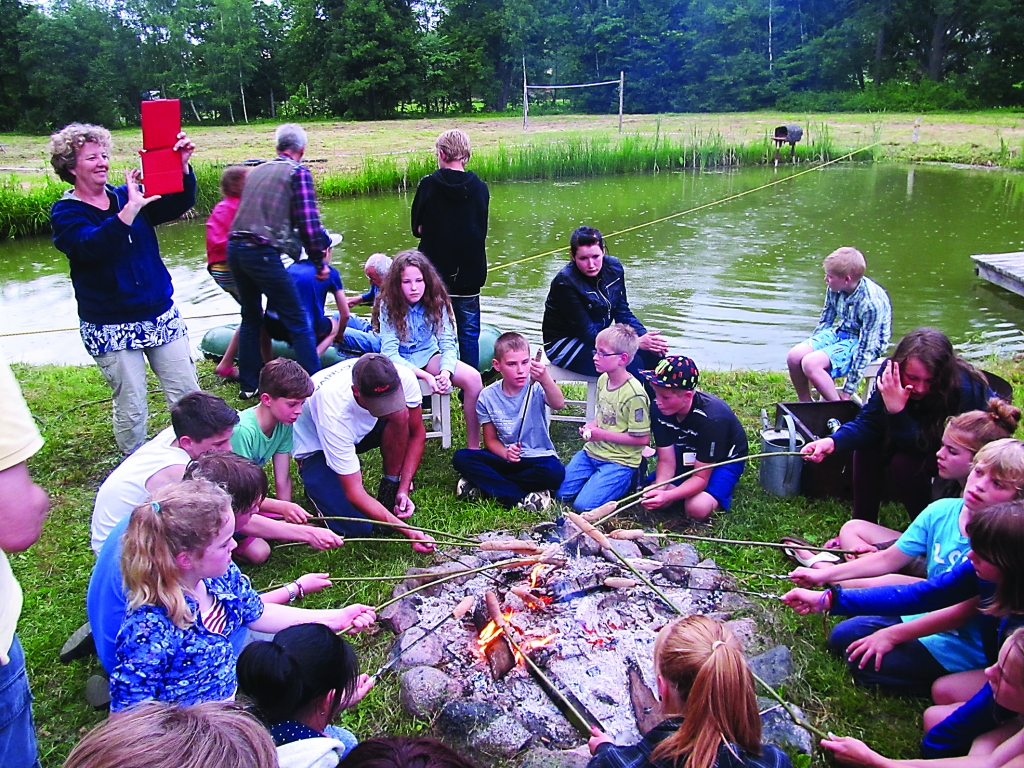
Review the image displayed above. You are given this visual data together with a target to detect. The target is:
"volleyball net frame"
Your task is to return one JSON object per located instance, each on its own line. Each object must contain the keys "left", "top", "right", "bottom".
{"left": 522, "top": 64, "right": 625, "bottom": 133}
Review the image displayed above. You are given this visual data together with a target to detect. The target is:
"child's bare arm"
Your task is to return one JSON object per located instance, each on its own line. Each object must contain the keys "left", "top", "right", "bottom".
{"left": 532, "top": 359, "right": 566, "bottom": 410}
{"left": 271, "top": 452, "right": 293, "bottom": 503}
{"left": 482, "top": 423, "right": 510, "bottom": 460}
{"left": 585, "top": 425, "right": 650, "bottom": 446}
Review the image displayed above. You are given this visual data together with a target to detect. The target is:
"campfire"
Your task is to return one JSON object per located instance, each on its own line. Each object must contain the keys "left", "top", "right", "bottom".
{"left": 381, "top": 516, "right": 802, "bottom": 761}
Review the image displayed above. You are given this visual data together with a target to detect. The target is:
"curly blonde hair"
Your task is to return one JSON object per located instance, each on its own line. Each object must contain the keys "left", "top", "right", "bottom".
{"left": 49, "top": 123, "right": 113, "bottom": 184}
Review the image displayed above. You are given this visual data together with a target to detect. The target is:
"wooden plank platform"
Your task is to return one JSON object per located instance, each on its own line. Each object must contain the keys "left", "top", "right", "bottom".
{"left": 972, "top": 252, "right": 1024, "bottom": 298}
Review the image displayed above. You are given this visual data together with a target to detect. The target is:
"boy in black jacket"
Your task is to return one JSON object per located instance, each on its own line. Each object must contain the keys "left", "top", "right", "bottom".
{"left": 411, "top": 129, "right": 489, "bottom": 369}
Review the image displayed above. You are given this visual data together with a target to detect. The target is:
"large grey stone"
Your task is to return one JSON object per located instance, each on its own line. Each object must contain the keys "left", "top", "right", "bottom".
{"left": 397, "top": 627, "right": 444, "bottom": 668}
{"left": 399, "top": 666, "right": 461, "bottom": 719}
{"left": 471, "top": 714, "right": 533, "bottom": 756}
{"left": 748, "top": 645, "right": 793, "bottom": 689}
{"left": 757, "top": 697, "right": 814, "bottom": 754}
{"left": 519, "top": 746, "right": 591, "bottom": 768}
{"left": 601, "top": 539, "right": 642, "bottom": 563}
{"left": 438, "top": 700, "right": 503, "bottom": 736}
{"left": 379, "top": 599, "right": 420, "bottom": 635}
{"left": 652, "top": 542, "right": 700, "bottom": 567}
{"left": 685, "top": 559, "right": 722, "bottom": 592}
{"left": 724, "top": 618, "right": 760, "bottom": 653}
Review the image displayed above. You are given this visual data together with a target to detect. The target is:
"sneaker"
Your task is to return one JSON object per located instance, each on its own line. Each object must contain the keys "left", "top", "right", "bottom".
{"left": 519, "top": 491, "right": 553, "bottom": 513}
{"left": 239, "top": 389, "right": 259, "bottom": 401}
{"left": 377, "top": 477, "right": 400, "bottom": 512}
{"left": 60, "top": 622, "right": 95, "bottom": 664}
{"left": 85, "top": 673, "right": 111, "bottom": 708}
{"left": 455, "top": 478, "right": 480, "bottom": 501}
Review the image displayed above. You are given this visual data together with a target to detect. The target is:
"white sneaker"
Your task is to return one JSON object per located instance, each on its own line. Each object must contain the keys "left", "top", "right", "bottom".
{"left": 519, "top": 491, "right": 553, "bottom": 512}
{"left": 456, "top": 478, "right": 480, "bottom": 500}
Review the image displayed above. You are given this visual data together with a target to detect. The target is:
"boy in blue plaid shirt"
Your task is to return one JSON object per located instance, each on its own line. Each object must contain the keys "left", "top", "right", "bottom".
{"left": 787, "top": 246, "right": 891, "bottom": 402}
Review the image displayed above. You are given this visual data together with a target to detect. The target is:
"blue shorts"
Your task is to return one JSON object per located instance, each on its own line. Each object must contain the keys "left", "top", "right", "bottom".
{"left": 806, "top": 329, "right": 856, "bottom": 379}
{"left": 647, "top": 448, "right": 745, "bottom": 511}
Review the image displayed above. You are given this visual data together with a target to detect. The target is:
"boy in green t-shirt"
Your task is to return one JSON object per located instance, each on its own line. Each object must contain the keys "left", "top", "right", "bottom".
{"left": 556, "top": 324, "right": 650, "bottom": 511}
{"left": 231, "top": 358, "right": 343, "bottom": 561}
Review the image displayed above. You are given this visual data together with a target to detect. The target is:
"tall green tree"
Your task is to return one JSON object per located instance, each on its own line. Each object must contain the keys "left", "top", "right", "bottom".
{"left": 0, "top": 0, "right": 30, "bottom": 131}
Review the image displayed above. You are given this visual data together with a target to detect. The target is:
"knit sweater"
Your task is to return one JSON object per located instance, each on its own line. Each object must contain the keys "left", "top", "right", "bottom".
{"left": 51, "top": 171, "right": 196, "bottom": 325}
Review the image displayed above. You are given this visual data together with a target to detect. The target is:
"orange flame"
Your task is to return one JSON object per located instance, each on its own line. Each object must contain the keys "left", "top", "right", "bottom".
{"left": 513, "top": 632, "right": 558, "bottom": 664}
{"left": 476, "top": 611, "right": 514, "bottom": 654}
{"left": 529, "top": 564, "right": 544, "bottom": 589}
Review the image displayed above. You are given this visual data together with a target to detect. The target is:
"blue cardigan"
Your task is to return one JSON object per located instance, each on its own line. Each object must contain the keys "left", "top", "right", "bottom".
{"left": 51, "top": 171, "right": 196, "bottom": 325}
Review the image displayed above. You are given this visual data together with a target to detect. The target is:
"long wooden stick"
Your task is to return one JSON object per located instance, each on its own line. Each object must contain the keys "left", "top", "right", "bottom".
{"left": 310, "top": 515, "right": 478, "bottom": 544}
{"left": 273, "top": 537, "right": 469, "bottom": 549}
{"left": 372, "top": 557, "right": 539, "bottom": 613}
{"left": 588, "top": 451, "right": 804, "bottom": 527}
{"left": 609, "top": 529, "right": 859, "bottom": 556}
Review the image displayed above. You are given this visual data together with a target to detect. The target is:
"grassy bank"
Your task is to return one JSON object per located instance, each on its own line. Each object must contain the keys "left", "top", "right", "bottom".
{"left": 12, "top": 356, "right": 1024, "bottom": 766}
{"left": 4, "top": 109, "right": 1024, "bottom": 238}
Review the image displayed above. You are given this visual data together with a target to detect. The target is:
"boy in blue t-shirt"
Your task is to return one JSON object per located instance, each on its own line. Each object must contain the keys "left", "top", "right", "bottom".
{"left": 452, "top": 332, "right": 565, "bottom": 511}
{"left": 265, "top": 232, "right": 348, "bottom": 356}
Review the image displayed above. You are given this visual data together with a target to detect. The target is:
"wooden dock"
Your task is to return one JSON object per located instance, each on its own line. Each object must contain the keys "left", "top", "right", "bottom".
{"left": 973, "top": 252, "right": 1024, "bottom": 298}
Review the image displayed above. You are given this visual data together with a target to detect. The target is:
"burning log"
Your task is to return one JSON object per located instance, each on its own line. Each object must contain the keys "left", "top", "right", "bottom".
{"left": 484, "top": 590, "right": 602, "bottom": 738}
{"left": 474, "top": 598, "right": 517, "bottom": 680}
{"left": 627, "top": 659, "right": 662, "bottom": 735}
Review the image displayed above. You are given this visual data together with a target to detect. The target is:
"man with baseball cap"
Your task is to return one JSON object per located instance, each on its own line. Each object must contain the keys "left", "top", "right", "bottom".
{"left": 638, "top": 356, "right": 748, "bottom": 521}
{"left": 292, "top": 353, "right": 434, "bottom": 551}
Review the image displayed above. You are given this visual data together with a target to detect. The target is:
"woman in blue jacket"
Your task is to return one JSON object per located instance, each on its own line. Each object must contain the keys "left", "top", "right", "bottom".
{"left": 542, "top": 226, "right": 668, "bottom": 378}
{"left": 49, "top": 123, "right": 199, "bottom": 455}
{"left": 802, "top": 328, "right": 992, "bottom": 523}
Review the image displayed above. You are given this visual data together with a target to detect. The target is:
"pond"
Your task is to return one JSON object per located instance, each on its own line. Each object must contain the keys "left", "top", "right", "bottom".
{"left": 3, "top": 163, "right": 1024, "bottom": 369}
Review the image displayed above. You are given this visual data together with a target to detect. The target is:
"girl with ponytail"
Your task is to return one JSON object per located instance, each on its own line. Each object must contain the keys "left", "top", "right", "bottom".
{"left": 587, "top": 616, "right": 792, "bottom": 768}
{"left": 237, "top": 624, "right": 373, "bottom": 767}
{"left": 110, "top": 480, "right": 375, "bottom": 716}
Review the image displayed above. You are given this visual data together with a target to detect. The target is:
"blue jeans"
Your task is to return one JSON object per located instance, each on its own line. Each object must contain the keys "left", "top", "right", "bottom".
{"left": 450, "top": 295, "right": 480, "bottom": 370}
{"left": 829, "top": 615, "right": 949, "bottom": 697}
{"left": 452, "top": 450, "right": 565, "bottom": 506}
{"left": 557, "top": 451, "right": 637, "bottom": 511}
{"left": 0, "top": 636, "right": 39, "bottom": 768}
{"left": 227, "top": 239, "right": 321, "bottom": 392}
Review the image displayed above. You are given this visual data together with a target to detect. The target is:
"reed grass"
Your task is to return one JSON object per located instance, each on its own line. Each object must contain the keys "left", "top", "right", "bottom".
{"left": 1, "top": 130, "right": 869, "bottom": 239}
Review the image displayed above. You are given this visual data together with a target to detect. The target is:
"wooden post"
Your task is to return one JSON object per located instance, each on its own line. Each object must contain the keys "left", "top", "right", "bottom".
{"left": 523, "top": 57, "right": 528, "bottom": 131}
{"left": 618, "top": 71, "right": 624, "bottom": 133}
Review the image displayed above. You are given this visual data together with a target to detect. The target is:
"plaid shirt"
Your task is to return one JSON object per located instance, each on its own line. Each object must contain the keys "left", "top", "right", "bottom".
{"left": 287, "top": 157, "right": 331, "bottom": 262}
{"left": 812, "top": 275, "right": 892, "bottom": 395}
{"left": 589, "top": 718, "right": 794, "bottom": 768}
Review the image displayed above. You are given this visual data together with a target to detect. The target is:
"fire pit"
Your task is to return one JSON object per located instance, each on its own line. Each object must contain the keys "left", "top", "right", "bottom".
{"left": 380, "top": 518, "right": 810, "bottom": 763}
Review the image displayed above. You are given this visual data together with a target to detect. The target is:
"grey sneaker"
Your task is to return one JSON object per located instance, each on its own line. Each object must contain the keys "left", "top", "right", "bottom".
{"left": 85, "top": 673, "right": 110, "bottom": 708}
{"left": 60, "top": 621, "right": 95, "bottom": 664}
{"left": 519, "top": 491, "right": 553, "bottom": 512}
{"left": 455, "top": 478, "right": 480, "bottom": 501}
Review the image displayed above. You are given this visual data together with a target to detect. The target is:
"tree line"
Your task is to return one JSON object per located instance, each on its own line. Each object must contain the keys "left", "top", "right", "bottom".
{"left": 1, "top": 0, "right": 1022, "bottom": 133}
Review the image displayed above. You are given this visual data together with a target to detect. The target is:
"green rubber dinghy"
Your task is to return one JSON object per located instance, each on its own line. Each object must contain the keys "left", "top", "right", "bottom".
{"left": 199, "top": 322, "right": 503, "bottom": 373}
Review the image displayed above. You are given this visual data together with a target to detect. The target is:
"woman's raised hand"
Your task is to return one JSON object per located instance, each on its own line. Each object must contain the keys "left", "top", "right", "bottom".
{"left": 172, "top": 131, "right": 195, "bottom": 170}
{"left": 877, "top": 359, "right": 912, "bottom": 414}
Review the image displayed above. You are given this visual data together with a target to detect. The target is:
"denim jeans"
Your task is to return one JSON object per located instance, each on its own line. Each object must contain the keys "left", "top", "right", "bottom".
{"left": 452, "top": 450, "right": 565, "bottom": 506}
{"left": 0, "top": 636, "right": 39, "bottom": 768}
{"left": 828, "top": 615, "right": 949, "bottom": 697}
{"left": 450, "top": 294, "right": 481, "bottom": 370}
{"left": 94, "top": 335, "right": 200, "bottom": 454}
{"left": 556, "top": 450, "right": 637, "bottom": 511}
{"left": 227, "top": 240, "right": 320, "bottom": 392}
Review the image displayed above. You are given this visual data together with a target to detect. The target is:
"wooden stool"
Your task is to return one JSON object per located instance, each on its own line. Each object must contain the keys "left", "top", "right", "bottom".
{"left": 541, "top": 351, "right": 599, "bottom": 424}
{"left": 419, "top": 380, "right": 452, "bottom": 448}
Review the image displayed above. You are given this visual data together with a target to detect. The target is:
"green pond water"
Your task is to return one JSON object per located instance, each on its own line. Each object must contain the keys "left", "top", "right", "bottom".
{"left": 3, "top": 163, "right": 1024, "bottom": 369}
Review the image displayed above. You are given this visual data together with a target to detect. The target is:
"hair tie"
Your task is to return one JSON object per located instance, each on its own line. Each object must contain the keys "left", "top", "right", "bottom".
{"left": 151, "top": 501, "right": 161, "bottom": 514}
{"left": 711, "top": 640, "right": 726, "bottom": 650}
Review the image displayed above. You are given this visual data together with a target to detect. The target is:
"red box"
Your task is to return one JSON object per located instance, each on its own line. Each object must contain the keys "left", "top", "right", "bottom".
{"left": 139, "top": 148, "right": 184, "bottom": 196}
{"left": 141, "top": 99, "right": 181, "bottom": 149}
{"left": 139, "top": 99, "right": 183, "bottom": 195}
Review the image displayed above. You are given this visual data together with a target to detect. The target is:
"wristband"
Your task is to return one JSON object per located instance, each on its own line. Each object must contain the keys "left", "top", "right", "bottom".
{"left": 296, "top": 581, "right": 305, "bottom": 601}
{"left": 285, "top": 582, "right": 298, "bottom": 603}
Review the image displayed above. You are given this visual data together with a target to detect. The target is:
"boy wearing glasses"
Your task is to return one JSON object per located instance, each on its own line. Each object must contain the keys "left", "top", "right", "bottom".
{"left": 556, "top": 324, "right": 650, "bottom": 511}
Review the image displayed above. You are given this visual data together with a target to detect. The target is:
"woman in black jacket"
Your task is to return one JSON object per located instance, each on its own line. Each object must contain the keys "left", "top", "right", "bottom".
{"left": 542, "top": 226, "right": 668, "bottom": 377}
